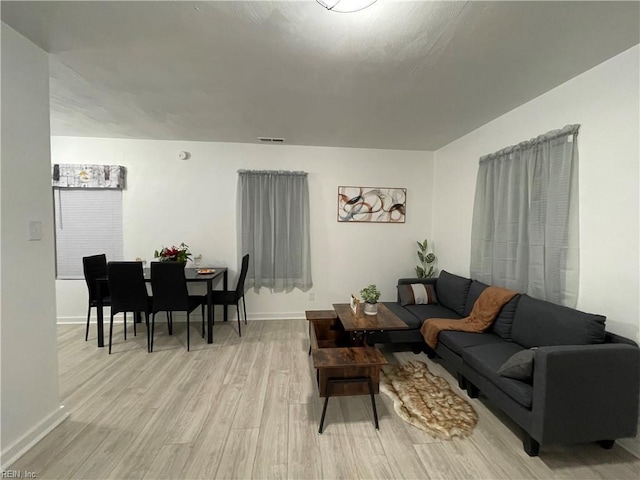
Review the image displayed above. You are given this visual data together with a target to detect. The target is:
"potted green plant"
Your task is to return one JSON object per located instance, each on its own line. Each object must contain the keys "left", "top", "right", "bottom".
{"left": 416, "top": 239, "right": 436, "bottom": 278}
{"left": 360, "top": 284, "right": 381, "bottom": 316}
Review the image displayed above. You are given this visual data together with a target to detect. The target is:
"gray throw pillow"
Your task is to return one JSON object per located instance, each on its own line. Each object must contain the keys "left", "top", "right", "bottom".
{"left": 497, "top": 348, "right": 537, "bottom": 382}
{"left": 398, "top": 283, "right": 438, "bottom": 306}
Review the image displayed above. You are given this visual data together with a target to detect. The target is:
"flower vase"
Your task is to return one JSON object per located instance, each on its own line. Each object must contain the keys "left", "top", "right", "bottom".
{"left": 363, "top": 302, "right": 378, "bottom": 316}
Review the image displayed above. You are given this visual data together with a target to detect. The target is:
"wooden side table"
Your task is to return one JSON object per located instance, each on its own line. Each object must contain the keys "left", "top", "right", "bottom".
{"left": 311, "top": 346, "right": 387, "bottom": 433}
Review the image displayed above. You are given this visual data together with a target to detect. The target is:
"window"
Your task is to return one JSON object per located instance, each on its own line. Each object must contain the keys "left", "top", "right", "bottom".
{"left": 54, "top": 188, "right": 123, "bottom": 279}
{"left": 470, "top": 125, "right": 580, "bottom": 307}
{"left": 237, "top": 169, "right": 312, "bottom": 292}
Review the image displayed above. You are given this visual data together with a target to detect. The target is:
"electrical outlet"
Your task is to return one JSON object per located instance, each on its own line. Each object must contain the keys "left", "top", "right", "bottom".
{"left": 28, "top": 221, "right": 42, "bottom": 241}
{"left": 309, "top": 292, "right": 315, "bottom": 301}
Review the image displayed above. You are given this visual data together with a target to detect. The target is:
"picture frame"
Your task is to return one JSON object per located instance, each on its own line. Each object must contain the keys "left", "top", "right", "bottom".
{"left": 337, "top": 186, "right": 406, "bottom": 223}
{"left": 350, "top": 293, "right": 360, "bottom": 315}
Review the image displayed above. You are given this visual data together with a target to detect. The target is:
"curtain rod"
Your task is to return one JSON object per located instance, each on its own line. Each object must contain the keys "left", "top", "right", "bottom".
{"left": 480, "top": 124, "right": 580, "bottom": 163}
{"left": 237, "top": 169, "right": 307, "bottom": 176}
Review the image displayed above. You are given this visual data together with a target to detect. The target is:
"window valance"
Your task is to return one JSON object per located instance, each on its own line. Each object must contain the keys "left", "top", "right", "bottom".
{"left": 237, "top": 169, "right": 307, "bottom": 177}
{"left": 52, "top": 164, "right": 125, "bottom": 189}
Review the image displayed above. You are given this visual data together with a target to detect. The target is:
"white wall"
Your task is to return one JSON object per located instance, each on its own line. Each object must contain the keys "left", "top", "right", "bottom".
{"left": 432, "top": 45, "right": 640, "bottom": 342}
{"left": 51, "top": 138, "right": 435, "bottom": 321}
{"left": 0, "top": 24, "right": 66, "bottom": 467}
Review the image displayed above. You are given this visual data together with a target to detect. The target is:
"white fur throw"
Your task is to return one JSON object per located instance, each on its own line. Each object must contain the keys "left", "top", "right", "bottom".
{"left": 380, "top": 361, "right": 478, "bottom": 439}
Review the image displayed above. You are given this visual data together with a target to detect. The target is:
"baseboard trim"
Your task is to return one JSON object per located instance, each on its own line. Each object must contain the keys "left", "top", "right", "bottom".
{"left": 1, "top": 405, "right": 68, "bottom": 469}
{"left": 58, "top": 313, "right": 306, "bottom": 323}
{"left": 57, "top": 316, "right": 85, "bottom": 324}
{"left": 246, "top": 312, "right": 305, "bottom": 321}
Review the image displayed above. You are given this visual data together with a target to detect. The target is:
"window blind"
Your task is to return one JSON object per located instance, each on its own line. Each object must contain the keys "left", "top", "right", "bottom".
{"left": 54, "top": 188, "right": 124, "bottom": 279}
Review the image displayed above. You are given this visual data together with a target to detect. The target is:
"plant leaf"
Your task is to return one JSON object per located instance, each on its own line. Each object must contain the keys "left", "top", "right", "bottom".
{"left": 422, "top": 239, "right": 429, "bottom": 251}
{"left": 416, "top": 266, "right": 425, "bottom": 278}
{"left": 417, "top": 251, "right": 425, "bottom": 262}
{"left": 425, "top": 253, "right": 435, "bottom": 263}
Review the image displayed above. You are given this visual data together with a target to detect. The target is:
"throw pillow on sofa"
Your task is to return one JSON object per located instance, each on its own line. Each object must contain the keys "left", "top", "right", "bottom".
{"left": 498, "top": 348, "right": 538, "bottom": 382}
{"left": 398, "top": 283, "right": 438, "bottom": 306}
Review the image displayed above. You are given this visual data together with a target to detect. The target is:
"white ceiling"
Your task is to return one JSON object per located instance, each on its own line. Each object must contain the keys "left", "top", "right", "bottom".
{"left": 2, "top": 1, "right": 639, "bottom": 151}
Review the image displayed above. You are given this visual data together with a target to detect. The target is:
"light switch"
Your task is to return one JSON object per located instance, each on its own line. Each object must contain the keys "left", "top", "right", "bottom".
{"left": 29, "top": 221, "right": 42, "bottom": 241}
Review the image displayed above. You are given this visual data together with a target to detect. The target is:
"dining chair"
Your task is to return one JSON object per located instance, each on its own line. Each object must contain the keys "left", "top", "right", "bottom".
{"left": 82, "top": 254, "right": 111, "bottom": 342}
{"left": 150, "top": 262, "right": 205, "bottom": 352}
{"left": 107, "top": 261, "right": 152, "bottom": 354}
{"left": 210, "top": 254, "right": 249, "bottom": 337}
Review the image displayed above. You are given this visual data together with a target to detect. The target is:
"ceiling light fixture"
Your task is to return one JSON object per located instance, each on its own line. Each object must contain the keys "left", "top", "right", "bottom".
{"left": 316, "top": 0, "right": 377, "bottom": 13}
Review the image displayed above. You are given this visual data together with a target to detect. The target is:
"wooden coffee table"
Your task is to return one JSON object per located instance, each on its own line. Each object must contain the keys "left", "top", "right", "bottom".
{"left": 306, "top": 304, "right": 409, "bottom": 433}
{"left": 333, "top": 302, "right": 409, "bottom": 344}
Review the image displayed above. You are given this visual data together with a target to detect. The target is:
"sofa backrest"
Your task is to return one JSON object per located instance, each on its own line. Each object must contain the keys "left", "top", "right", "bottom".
{"left": 511, "top": 295, "right": 606, "bottom": 348}
{"left": 463, "top": 279, "right": 521, "bottom": 340}
{"left": 463, "top": 280, "right": 487, "bottom": 315}
{"left": 435, "top": 271, "right": 471, "bottom": 316}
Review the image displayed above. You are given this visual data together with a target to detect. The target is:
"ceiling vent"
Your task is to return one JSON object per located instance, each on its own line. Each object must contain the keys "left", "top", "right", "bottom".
{"left": 258, "top": 137, "right": 285, "bottom": 144}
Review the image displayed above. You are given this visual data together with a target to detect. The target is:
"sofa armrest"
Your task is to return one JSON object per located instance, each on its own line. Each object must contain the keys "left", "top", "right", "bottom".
{"left": 397, "top": 277, "right": 438, "bottom": 302}
{"left": 531, "top": 344, "right": 640, "bottom": 444}
{"left": 605, "top": 331, "right": 639, "bottom": 347}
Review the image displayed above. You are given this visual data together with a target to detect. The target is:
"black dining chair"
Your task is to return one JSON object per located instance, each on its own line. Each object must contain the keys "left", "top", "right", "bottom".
{"left": 150, "top": 262, "right": 205, "bottom": 352}
{"left": 210, "top": 254, "right": 249, "bottom": 337}
{"left": 82, "top": 254, "right": 111, "bottom": 342}
{"left": 107, "top": 261, "right": 152, "bottom": 354}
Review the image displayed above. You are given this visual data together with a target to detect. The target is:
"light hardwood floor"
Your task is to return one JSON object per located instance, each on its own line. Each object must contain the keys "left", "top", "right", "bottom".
{"left": 11, "top": 320, "right": 640, "bottom": 479}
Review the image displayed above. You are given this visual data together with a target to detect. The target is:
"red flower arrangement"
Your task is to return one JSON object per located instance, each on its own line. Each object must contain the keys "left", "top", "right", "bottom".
{"left": 154, "top": 243, "right": 192, "bottom": 262}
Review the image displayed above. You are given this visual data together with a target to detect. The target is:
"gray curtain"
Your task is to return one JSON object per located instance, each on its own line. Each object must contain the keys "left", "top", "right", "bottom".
{"left": 470, "top": 125, "right": 580, "bottom": 307}
{"left": 238, "top": 169, "right": 312, "bottom": 292}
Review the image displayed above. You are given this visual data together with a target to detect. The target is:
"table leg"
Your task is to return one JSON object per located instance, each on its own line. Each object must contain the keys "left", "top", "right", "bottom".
{"left": 318, "top": 377, "right": 379, "bottom": 433}
{"left": 367, "top": 377, "right": 379, "bottom": 430}
{"left": 207, "top": 278, "right": 213, "bottom": 344}
{"left": 96, "top": 282, "right": 105, "bottom": 348}
{"left": 318, "top": 381, "right": 333, "bottom": 434}
{"left": 223, "top": 270, "right": 228, "bottom": 322}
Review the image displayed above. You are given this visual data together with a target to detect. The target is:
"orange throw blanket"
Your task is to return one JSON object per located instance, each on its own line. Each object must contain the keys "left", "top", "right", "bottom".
{"left": 421, "top": 286, "right": 517, "bottom": 348}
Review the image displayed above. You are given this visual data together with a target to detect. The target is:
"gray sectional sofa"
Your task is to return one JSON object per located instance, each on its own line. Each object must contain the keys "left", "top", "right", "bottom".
{"left": 366, "top": 271, "right": 640, "bottom": 456}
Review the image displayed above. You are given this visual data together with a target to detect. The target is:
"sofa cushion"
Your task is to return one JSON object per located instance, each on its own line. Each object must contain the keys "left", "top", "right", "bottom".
{"left": 490, "top": 295, "right": 521, "bottom": 341}
{"left": 511, "top": 295, "right": 606, "bottom": 348}
{"left": 398, "top": 283, "right": 438, "bottom": 306}
{"left": 436, "top": 271, "right": 472, "bottom": 316}
{"left": 382, "top": 302, "right": 424, "bottom": 329}
{"left": 405, "top": 304, "right": 461, "bottom": 329}
{"left": 462, "top": 343, "right": 534, "bottom": 409}
{"left": 381, "top": 302, "right": 459, "bottom": 331}
{"left": 437, "top": 330, "right": 506, "bottom": 356}
{"left": 498, "top": 348, "right": 537, "bottom": 382}
{"left": 462, "top": 280, "right": 520, "bottom": 340}
{"left": 463, "top": 280, "right": 489, "bottom": 316}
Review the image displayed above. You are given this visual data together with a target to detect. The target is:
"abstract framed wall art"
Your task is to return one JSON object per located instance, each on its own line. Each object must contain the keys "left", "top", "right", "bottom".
{"left": 337, "top": 186, "right": 406, "bottom": 223}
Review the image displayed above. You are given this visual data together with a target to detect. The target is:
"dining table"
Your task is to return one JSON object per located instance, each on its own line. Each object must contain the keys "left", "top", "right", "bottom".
{"left": 95, "top": 267, "right": 228, "bottom": 347}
